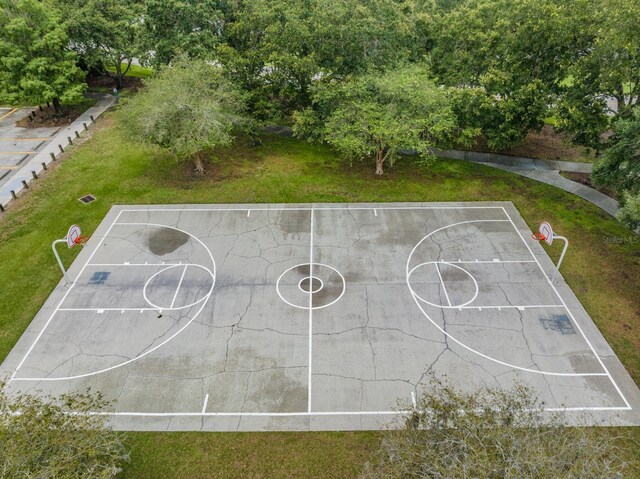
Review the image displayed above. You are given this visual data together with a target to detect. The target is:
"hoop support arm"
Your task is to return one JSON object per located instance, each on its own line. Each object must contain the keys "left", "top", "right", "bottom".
{"left": 550, "top": 235, "right": 569, "bottom": 283}
{"left": 52, "top": 238, "right": 70, "bottom": 283}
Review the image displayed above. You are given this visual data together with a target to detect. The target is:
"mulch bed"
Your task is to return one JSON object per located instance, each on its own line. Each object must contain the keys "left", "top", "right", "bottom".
{"left": 15, "top": 103, "right": 89, "bottom": 128}
{"left": 469, "top": 125, "right": 595, "bottom": 162}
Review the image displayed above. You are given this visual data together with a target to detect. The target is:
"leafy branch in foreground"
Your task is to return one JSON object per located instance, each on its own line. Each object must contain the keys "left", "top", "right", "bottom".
{"left": 362, "top": 376, "right": 628, "bottom": 478}
{"left": 0, "top": 380, "right": 128, "bottom": 479}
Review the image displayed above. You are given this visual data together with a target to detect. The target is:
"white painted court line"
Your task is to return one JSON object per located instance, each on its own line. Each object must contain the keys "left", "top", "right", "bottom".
{"left": 120, "top": 206, "right": 508, "bottom": 213}
{"left": 406, "top": 218, "right": 614, "bottom": 379}
{"left": 9, "top": 210, "right": 125, "bottom": 382}
{"left": 435, "top": 263, "right": 452, "bottom": 307}
{"left": 202, "top": 394, "right": 209, "bottom": 414}
{"left": 58, "top": 308, "right": 163, "bottom": 312}
{"left": 78, "top": 404, "right": 633, "bottom": 417}
{"left": 308, "top": 208, "right": 314, "bottom": 413}
{"left": 500, "top": 207, "right": 632, "bottom": 410}
{"left": 12, "top": 219, "right": 217, "bottom": 382}
{"left": 88, "top": 263, "right": 184, "bottom": 267}
{"left": 169, "top": 265, "right": 188, "bottom": 309}
{"left": 441, "top": 260, "right": 537, "bottom": 264}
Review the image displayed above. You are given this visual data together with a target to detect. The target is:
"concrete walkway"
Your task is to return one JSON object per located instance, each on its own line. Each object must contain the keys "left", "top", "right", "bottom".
{"left": 265, "top": 124, "right": 619, "bottom": 217}
{"left": 0, "top": 93, "right": 116, "bottom": 211}
{"left": 432, "top": 148, "right": 619, "bottom": 217}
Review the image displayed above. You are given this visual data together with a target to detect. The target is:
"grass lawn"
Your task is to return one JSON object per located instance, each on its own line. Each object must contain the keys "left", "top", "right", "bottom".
{"left": 0, "top": 113, "right": 639, "bottom": 477}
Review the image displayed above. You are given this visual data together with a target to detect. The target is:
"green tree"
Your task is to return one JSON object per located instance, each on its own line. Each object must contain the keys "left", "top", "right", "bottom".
{"left": 61, "top": 0, "right": 145, "bottom": 89}
{"left": 218, "top": 0, "right": 416, "bottom": 119}
{"left": 592, "top": 111, "right": 640, "bottom": 228}
{"left": 0, "top": 381, "right": 128, "bottom": 478}
{"left": 294, "top": 65, "right": 455, "bottom": 175}
{"left": 143, "top": 0, "right": 223, "bottom": 67}
{"left": 0, "top": 0, "right": 85, "bottom": 115}
{"left": 428, "top": 0, "right": 575, "bottom": 149}
{"left": 120, "top": 58, "right": 248, "bottom": 174}
{"left": 363, "top": 377, "right": 628, "bottom": 478}
{"left": 555, "top": 0, "right": 640, "bottom": 147}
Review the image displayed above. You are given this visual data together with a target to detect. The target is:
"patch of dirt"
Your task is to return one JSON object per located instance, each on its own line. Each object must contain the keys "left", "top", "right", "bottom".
{"left": 560, "top": 171, "right": 617, "bottom": 199}
{"left": 470, "top": 125, "right": 595, "bottom": 162}
{"left": 86, "top": 73, "right": 142, "bottom": 92}
{"left": 15, "top": 103, "right": 90, "bottom": 128}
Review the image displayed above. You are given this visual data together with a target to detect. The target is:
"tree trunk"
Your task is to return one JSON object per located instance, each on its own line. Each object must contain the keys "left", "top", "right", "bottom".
{"left": 52, "top": 97, "right": 62, "bottom": 117}
{"left": 193, "top": 153, "right": 206, "bottom": 175}
{"left": 375, "top": 148, "right": 385, "bottom": 175}
{"left": 115, "top": 62, "right": 123, "bottom": 90}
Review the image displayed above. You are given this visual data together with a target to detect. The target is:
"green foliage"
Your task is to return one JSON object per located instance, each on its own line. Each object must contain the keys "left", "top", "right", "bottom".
{"left": 0, "top": 381, "right": 128, "bottom": 478}
{"left": 617, "top": 191, "right": 640, "bottom": 230}
{"left": 143, "top": 0, "right": 223, "bottom": 67}
{"left": 120, "top": 58, "right": 248, "bottom": 173}
{"left": 0, "top": 0, "right": 85, "bottom": 112}
{"left": 295, "top": 64, "right": 455, "bottom": 174}
{"left": 592, "top": 112, "right": 640, "bottom": 198}
{"left": 363, "top": 376, "right": 628, "bottom": 478}
{"left": 218, "top": 0, "right": 416, "bottom": 119}
{"left": 554, "top": 0, "right": 640, "bottom": 146}
{"left": 428, "top": 0, "right": 571, "bottom": 149}
{"left": 61, "top": 0, "right": 146, "bottom": 89}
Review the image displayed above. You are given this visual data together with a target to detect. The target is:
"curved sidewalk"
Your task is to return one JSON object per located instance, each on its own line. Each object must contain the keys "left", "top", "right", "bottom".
{"left": 432, "top": 148, "right": 619, "bottom": 217}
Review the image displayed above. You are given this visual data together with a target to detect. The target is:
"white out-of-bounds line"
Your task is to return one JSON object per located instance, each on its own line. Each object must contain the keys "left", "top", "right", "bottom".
{"left": 441, "top": 260, "right": 537, "bottom": 264}
{"left": 202, "top": 394, "right": 209, "bottom": 414}
{"left": 9, "top": 210, "right": 125, "bottom": 382}
{"left": 500, "top": 207, "right": 632, "bottom": 409}
{"left": 57, "top": 308, "right": 160, "bottom": 312}
{"left": 169, "top": 265, "right": 188, "bottom": 309}
{"left": 85, "top": 410, "right": 411, "bottom": 417}
{"left": 120, "top": 206, "right": 508, "bottom": 213}
{"left": 88, "top": 263, "right": 183, "bottom": 267}
{"left": 76, "top": 405, "right": 631, "bottom": 417}
{"left": 435, "top": 263, "right": 452, "bottom": 307}
{"left": 308, "top": 208, "right": 314, "bottom": 413}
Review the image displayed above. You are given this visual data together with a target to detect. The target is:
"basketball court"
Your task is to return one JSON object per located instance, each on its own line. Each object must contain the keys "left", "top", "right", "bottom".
{"left": 2, "top": 202, "right": 640, "bottom": 431}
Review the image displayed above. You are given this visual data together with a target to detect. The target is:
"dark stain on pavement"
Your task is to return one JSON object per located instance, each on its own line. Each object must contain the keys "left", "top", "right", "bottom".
{"left": 147, "top": 227, "right": 189, "bottom": 255}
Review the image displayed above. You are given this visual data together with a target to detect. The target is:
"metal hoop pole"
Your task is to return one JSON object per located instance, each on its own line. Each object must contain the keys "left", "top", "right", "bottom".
{"left": 550, "top": 235, "right": 569, "bottom": 283}
{"left": 52, "top": 238, "right": 70, "bottom": 283}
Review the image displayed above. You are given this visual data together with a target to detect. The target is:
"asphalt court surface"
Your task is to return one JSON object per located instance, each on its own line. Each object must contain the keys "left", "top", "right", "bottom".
{"left": 2, "top": 202, "right": 640, "bottom": 431}
{"left": 0, "top": 107, "right": 59, "bottom": 187}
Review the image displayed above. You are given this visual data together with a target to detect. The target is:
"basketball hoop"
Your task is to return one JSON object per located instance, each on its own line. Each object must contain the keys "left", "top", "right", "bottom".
{"left": 73, "top": 235, "right": 89, "bottom": 246}
{"left": 531, "top": 221, "right": 569, "bottom": 283}
{"left": 52, "top": 224, "right": 88, "bottom": 283}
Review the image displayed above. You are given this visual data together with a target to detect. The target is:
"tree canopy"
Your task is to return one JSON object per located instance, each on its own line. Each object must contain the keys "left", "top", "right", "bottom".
{"left": 120, "top": 58, "right": 248, "bottom": 174}
{"left": 0, "top": 0, "right": 85, "bottom": 114}
{"left": 294, "top": 64, "right": 456, "bottom": 175}
{"left": 61, "top": 0, "right": 146, "bottom": 89}
{"left": 0, "top": 382, "right": 128, "bottom": 478}
{"left": 363, "top": 377, "right": 627, "bottom": 478}
{"left": 143, "top": 0, "right": 223, "bottom": 67}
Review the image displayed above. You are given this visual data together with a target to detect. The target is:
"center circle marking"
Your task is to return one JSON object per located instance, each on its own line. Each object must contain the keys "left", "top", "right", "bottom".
{"left": 298, "top": 276, "right": 324, "bottom": 294}
{"left": 276, "top": 263, "right": 346, "bottom": 310}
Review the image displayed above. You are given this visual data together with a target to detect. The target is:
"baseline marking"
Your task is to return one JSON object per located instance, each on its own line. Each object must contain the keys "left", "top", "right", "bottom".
{"left": 202, "top": 394, "right": 209, "bottom": 414}
{"left": 500, "top": 207, "right": 631, "bottom": 409}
